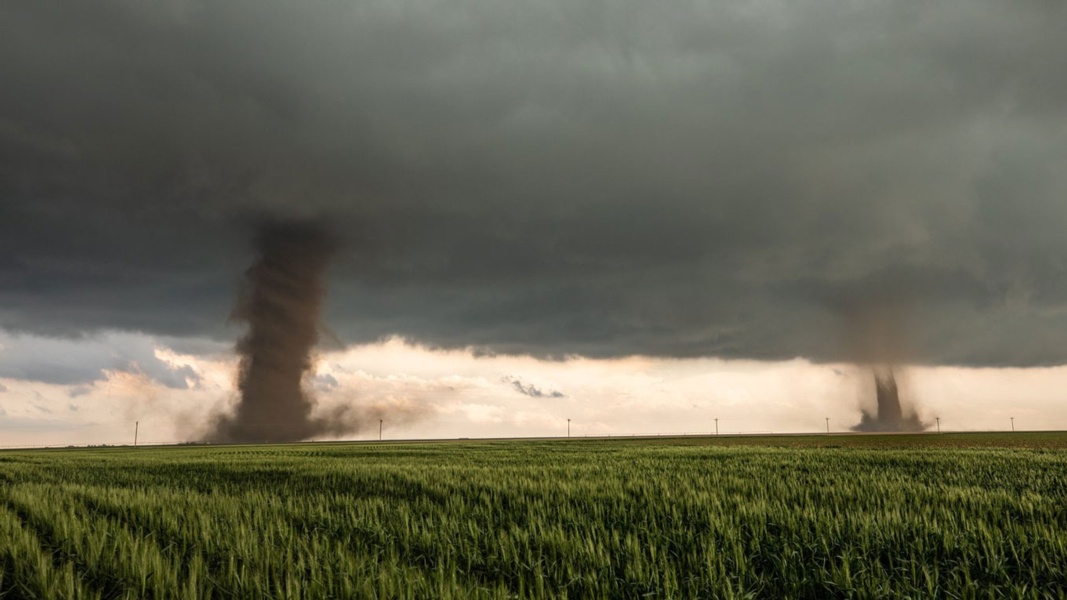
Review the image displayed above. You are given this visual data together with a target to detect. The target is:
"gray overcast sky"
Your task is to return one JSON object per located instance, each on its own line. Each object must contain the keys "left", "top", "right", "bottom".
{"left": 3, "top": 0, "right": 1067, "bottom": 368}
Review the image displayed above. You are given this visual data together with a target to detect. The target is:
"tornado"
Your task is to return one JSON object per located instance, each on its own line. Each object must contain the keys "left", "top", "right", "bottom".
{"left": 852, "top": 366, "right": 924, "bottom": 432}
{"left": 845, "top": 303, "right": 927, "bottom": 433}
{"left": 205, "top": 221, "right": 336, "bottom": 443}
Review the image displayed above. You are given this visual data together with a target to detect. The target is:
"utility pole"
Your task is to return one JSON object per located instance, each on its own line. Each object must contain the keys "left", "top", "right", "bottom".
{"left": 379, "top": 419, "right": 382, "bottom": 441}
{"left": 567, "top": 419, "right": 571, "bottom": 438}
{"left": 825, "top": 417, "right": 830, "bottom": 434}
{"left": 936, "top": 417, "right": 941, "bottom": 434}
{"left": 134, "top": 421, "right": 139, "bottom": 446}
{"left": 715, "top": 418, "right": 719, "bottom": 436}
{"left": 1011, "top": 417, "right": 1015, "bottom": 432}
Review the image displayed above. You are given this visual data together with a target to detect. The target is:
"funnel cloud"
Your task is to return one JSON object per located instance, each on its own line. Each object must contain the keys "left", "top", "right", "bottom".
{"left": 205, "top": 221, "right": 344, "bottom": 443}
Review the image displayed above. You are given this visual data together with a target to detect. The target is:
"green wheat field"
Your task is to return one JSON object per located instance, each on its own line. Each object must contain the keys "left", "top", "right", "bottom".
{"left": 2, "top": 433, "right": 1066, "bottom": 598}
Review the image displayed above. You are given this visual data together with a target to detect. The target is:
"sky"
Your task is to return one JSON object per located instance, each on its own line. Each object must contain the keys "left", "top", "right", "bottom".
{"left": 2, "top": 0, "right": 1066, "bottom": 445}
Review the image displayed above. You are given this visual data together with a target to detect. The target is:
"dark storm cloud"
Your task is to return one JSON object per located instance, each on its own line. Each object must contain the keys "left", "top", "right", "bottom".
{"left": 2, "top": 0, "right": 1067, "bottom": 366}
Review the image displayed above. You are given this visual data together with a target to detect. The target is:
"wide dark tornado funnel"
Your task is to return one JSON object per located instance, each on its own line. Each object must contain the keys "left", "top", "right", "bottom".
{"left": 209, "top": 221, "right": 336, "bottom": 443}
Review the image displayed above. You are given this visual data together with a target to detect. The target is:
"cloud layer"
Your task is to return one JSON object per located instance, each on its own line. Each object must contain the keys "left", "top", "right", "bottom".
{"left": 6, "top": 335, "right": 1067, "bottom": 448}
{"left": 0, "top": 331, "right": 199, "bottom": 388}
{"left": 3, "top": 0, "right": 1067, "bottom": 365}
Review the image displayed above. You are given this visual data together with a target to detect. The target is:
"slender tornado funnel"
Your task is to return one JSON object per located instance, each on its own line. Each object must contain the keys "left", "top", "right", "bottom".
{"left": 206, "top": 221, "right": 336, "bottom": 443}
{"left": 870, "top": 365, "right": 904, "bottom": 424}
{"left": 852, "top": 365, "right": 925, "bottom": 432}
{"left": 873, "top": 367, "right": 903, "bottom": 425}
{"left": 844, "top": 302, "right": 927, "bottom": 432}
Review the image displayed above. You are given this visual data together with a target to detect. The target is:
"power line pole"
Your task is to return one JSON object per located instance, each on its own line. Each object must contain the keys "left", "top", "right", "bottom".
{"left": 935, "top": 417, "right": 941, "bottom": 434}
{"left": 378, "top": 419, "right": 382, "bottom": 441}
{"left": 134, "top": 421, "right": 139, "bottom": 446}
{"left": 715, "top": 418, "right": 719, "bottom": 436}
{"left": 825, "top": 417, "right": 830, "bottom": 434}
{"left": 567, "top": 418, "right": 571, "bottom": 438}
{"left": 1011, "top": 417, "right": 1015, "bottom": 432}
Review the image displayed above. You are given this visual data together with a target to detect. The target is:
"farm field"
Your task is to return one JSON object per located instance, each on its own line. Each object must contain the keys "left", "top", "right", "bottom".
{"left": 2, "top": 433, "right": 1066, "bottom": 599}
